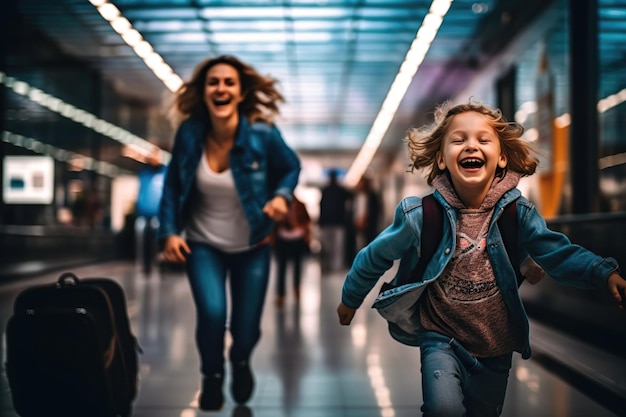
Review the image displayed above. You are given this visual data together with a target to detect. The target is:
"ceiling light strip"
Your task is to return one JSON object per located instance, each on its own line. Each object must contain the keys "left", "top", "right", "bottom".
{"left": 2, "top": 130, "right": 132, "bottom": 178}
{"left": 597, "top": 87, "right": 626, "bottom": 113}
{"left": 598, "top": 152, "right": 626, "bottom": 170}
{"left": 0, "top": 71, "right": 170, "bottom": 165}
{"left": 343, "top": 0, "right": 454, "bottom": 188}
{"left": 88, "top": 0, "right": 183, "bottom": 93}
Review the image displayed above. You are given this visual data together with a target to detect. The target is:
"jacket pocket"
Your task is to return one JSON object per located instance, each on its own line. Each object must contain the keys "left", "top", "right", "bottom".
{"left": 372, "top": 283, "right": 428, "bottom": 345}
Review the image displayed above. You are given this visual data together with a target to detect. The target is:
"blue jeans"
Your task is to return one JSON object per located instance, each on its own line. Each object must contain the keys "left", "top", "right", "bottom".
{"left": 418, "top": 331, "right": 512, "bottom": 417}
{"left": 186, "top": 241, "right": 271, "bottom": 376}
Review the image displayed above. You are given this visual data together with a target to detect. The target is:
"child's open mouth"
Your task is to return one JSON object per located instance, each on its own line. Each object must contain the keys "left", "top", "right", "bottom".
{"left": 459, "top": 158, "right": 485, "bottom": 169}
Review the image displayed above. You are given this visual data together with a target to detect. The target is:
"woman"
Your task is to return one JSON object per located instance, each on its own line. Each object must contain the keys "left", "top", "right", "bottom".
{"left": 159, "top": 55, "right": 301, "bottom": 411}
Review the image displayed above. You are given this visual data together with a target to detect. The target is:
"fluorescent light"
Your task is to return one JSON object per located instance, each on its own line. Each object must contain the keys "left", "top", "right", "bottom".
{"left": 111, "top": 16, "right": 131, "bottom": 34}
{"left": 121, "top": 29, "right": 143, "bottom": 46}
{"left": 97, "top": 3, "right": 120, "bottom": 21}
{"left": 344, "top": 0, "right": 453, "bottom": 187}
{"left": 0, "top": 71, "right": 170, "bottom": 164}
{"left": 134, "top": 41, "right": 154, "bottom": 58}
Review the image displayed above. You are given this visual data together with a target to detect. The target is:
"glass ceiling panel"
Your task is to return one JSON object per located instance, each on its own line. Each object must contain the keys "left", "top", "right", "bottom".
{"left": 133, "top": 20, "right": 205, "bottom": 32}
{"left": 208, "top": 20, "right": 290, "bottom": 31}
{"left": 122, "top": 9, "right": 198, "bottom": 20}
{"left": 12, "top": 0, "right": 513, "bottom": 154}
{"left": 198, "top": 7, "right": 354, "bottom": 19}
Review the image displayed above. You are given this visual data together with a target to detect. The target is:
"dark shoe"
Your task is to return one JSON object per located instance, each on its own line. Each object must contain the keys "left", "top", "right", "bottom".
{"left": 231, "top": 361, "right": 254, "bottom": 404}
{"left": 199, "top": 374, "right": 224, "bottom": 411}
{"left": 233, "top": 405, "right": 253, "bottom": 417}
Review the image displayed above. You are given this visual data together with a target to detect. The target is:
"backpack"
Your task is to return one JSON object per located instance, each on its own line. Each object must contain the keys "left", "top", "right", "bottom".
{"left": 5, "top": 272, "right": 140, "bottom": 417}
{"left": 374, "top": 193, "right": 526, "bottom": 346}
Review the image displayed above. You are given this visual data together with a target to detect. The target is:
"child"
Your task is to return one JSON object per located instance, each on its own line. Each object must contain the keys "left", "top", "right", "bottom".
{"left": 336, "top": 99, "right": 626, "bottom": 417}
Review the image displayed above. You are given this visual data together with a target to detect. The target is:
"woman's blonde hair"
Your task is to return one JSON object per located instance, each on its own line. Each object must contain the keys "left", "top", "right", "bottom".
{"left": 169, "top": 55, "right": 284, "bottom": 127}
{"left": 406, "top": 99, "right": 539, "bottom": 185}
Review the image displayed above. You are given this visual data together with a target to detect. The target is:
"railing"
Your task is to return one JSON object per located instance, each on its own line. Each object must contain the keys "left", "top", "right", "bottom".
{"left": 520, "top": 211, "right": 626, "bottom": 356}
{"left": 0, "top": 225, "right": 121, "bottom": 281}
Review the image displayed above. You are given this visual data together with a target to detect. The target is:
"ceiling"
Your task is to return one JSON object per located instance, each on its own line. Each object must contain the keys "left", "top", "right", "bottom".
{"left": 6, "top": 0, "right": 625, "bottom": 177}
{"left": 10, "top": 0, "right": 518, "bottom": 153}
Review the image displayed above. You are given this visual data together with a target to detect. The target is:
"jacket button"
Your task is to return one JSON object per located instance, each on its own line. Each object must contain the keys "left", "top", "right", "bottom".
{"left": 445, "top": 248, "right": 451, "bottom": 254}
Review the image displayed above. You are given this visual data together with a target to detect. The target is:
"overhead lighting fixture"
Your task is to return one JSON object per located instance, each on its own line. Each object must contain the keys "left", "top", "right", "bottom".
{"left": 2, "top": 130, "right": 131, "bottom": 178}
{"left": 343, "top": 0, "right": 453, "bottom": 187}
{"left": 597, "top": 87, "right": 626, "bottom": 113}
{"left": 90, "top": 0, "right": 183, "bottom": 93}
{"left": 0, "top": 71, "right": 170, "bottom": 165}
{"left": 96, "top": 2, "right": 120, "bottom": 21}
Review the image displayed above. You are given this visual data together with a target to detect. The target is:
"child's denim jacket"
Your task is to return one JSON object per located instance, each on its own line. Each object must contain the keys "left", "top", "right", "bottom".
{"left": 340, "top": 188, "right": 620, "bottom": 359}
{"left": 158, "top": 115, "right": 301, "bottom": 246}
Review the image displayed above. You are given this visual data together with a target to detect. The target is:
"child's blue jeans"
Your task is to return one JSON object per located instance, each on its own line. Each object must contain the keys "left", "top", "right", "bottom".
{"left": 418, "top": 331, "right": 512, "bottom": 417}
{"left": 185, "top": 241, "right": 271, "bottom": 376}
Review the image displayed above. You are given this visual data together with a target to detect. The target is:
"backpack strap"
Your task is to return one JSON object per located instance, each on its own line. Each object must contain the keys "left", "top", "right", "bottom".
{"left": 410, "top": 194, "right": 444, "bottom": 283}
{"left": 392, "top": 194, "right": 444, "bottom": 288}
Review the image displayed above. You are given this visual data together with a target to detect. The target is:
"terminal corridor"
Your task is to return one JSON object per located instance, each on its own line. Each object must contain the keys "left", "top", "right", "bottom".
{"left": 0, "top": 258, "right": 621, "bottom": 417}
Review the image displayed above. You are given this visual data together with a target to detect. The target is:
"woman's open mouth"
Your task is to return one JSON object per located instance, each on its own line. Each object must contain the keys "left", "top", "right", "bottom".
{"left": 213, "top": 98, "right": 231, "bottom": 107}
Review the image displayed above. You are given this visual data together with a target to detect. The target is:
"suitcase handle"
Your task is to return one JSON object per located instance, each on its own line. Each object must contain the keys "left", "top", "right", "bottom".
{"left": 57, "top": 272, "right": 80, "bottom": 287}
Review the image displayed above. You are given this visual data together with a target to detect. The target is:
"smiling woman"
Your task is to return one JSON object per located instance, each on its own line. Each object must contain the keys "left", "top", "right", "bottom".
{"left": 158, "top": 55, "right": 301, "bottom": 411}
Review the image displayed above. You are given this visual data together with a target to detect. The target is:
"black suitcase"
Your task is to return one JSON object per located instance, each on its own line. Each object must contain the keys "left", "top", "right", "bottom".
{"left": 5, "top": 272, "right": 140, "bottom": 417}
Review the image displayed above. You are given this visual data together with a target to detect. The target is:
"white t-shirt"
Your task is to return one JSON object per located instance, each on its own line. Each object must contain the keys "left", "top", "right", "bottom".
{"left": 185, "top": 157, "right": 251, "bottom": 253}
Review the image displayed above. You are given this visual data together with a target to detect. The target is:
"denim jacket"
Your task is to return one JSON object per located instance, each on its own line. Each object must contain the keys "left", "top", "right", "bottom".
{"left": 341, "top": 188, "right": 620, "bottom": 359}
{"left": 158, "top": 115, "right": 301, "bottom": 246}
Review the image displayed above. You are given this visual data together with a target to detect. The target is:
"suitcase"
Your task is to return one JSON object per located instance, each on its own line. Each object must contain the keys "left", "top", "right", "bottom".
{"left": 5, "top": 272, "right": 140, "bottom": 417}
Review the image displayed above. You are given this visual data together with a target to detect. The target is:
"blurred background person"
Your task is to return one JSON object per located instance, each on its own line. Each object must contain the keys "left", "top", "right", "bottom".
{"left": 135, "top": 148, "right": 166, "bottom": 273}
{"left": 271, "top": 196, "right": 312, "bottom": 307}
{"left": 318, "top": 169, "right": 350, "bottom": 273}
{"left": 158, "top": 55, "right": 301, "bottom": 411}
{"left": 346, "top": 176, "right": 381, "bottom": 263}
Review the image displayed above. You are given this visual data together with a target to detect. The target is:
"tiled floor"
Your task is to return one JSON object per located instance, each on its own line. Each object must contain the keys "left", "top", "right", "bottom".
{"left": 0, "top": 258, "right": 621, "bottom": 417}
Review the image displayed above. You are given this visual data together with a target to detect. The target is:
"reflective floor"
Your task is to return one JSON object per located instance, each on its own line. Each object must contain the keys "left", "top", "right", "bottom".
{"left": 0, "top": 258, "right": 621, "bottom": 417}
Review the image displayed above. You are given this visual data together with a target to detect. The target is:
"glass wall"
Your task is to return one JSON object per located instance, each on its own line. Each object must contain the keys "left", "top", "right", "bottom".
{"left": 597, "top": 0, "right": 626, "bottom": 210}
{"left": 513, "top": 0, "right": 570, "bottom": 217}
{"left": 1, "top": 18, "right": 155, "bottom": 230}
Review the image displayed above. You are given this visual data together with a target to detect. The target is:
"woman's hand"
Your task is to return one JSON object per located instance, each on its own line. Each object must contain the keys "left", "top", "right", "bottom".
{"left": 337, "top": 302, "right": 356, "bottom": 325}
{"left": 162, "top": 235, "right": 191, "bottom": 263}
{"left": 263, "top": 195, "right": 288, "bottom": 222}
{"left": 608, "top": 272, "right": 626, "bottom": 310}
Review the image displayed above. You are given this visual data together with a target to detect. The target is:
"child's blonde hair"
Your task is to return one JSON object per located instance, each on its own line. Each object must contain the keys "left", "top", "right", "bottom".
{"left": 406, "top": 99, "right": 539, "bottom": 185}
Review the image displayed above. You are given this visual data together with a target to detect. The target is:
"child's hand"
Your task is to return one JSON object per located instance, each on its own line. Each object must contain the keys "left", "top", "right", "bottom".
{"left": 337, "top": 302, "right": 356, "bottom": 325}
{"left": 607, "top": 272, "right": 626, "bottom": 310}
